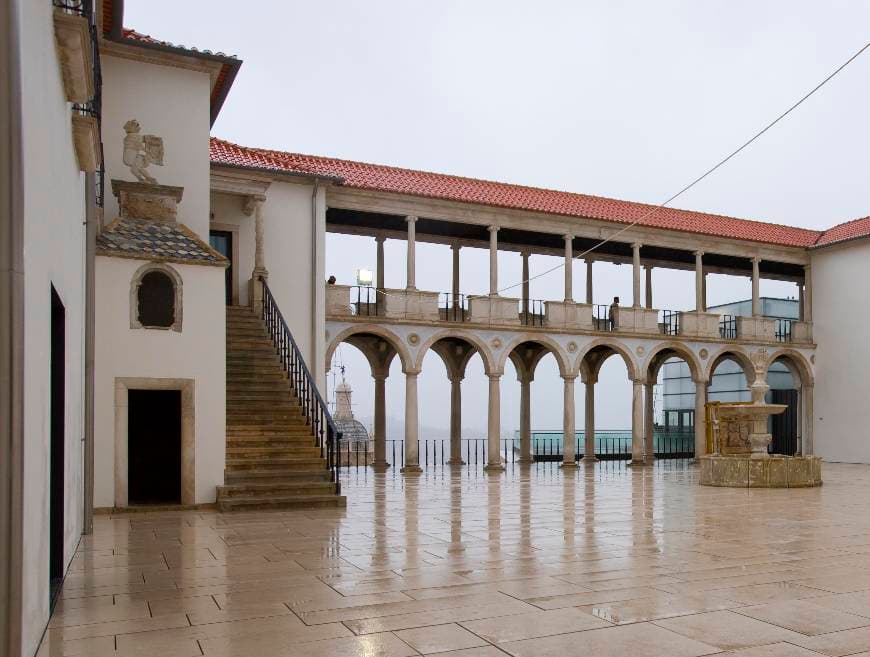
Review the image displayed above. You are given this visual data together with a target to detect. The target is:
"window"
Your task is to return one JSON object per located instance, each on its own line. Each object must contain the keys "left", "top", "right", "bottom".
{"left": 130, "top": 263, "right": 183, "bottom": 332}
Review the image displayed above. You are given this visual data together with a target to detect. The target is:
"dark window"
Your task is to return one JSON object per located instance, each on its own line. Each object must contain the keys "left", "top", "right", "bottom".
{"left": 138, "top": 271, "right": 175, "bottom": 328}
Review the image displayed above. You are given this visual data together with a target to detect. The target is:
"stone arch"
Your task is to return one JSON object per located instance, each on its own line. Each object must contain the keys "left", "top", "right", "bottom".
{"left": 764, "top": 348, "right": 813, "bottom": 387}
{"left": 414, "top": 328, "right": 498, "bottom": 375}
{"left": 130, "top": 261, "right": 183, "bottom": 332}
{"left": 705, "top": 347, "right": 755, "bottom": 385}
{"left": 643, "top": 341, "right": 705, "bottom": 384}
{"left": 326, "top": 324, "right": 412, "bottom": 373}
{"left": 497, "top": 333, "right": 571, "bottom": 378}
{"left": 575, "top": 338, "right": 638, "bottom": 382}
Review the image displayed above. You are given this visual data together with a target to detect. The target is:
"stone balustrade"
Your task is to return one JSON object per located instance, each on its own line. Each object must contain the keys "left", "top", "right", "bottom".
{"left": 678, "top": 311, "right": 721, "bottom": 339}
{"left": 613, "top": 307, "right": 659, "bottom": 333}
{"left": 737, "top": 317, "right": 777, "bottom": 342}
{"left": 545, "top": 301, "right": 593, "bottom": 330}
{"left": 468, "top": 295, "right": 521, "bottom": 326}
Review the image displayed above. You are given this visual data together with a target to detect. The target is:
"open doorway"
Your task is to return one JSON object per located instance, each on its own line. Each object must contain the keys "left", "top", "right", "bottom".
{"left": 128, "top": 389, "right": 182, "bottom": 505}
{"left": 49, "top": 286, "right": 65, "bottom": 607}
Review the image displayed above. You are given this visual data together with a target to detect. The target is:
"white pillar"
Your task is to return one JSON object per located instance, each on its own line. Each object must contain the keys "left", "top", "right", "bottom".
{"left": 584, "top": 377, "right": 597, "bottom": 462}
{"left": 694, "top": 251, "right": 705, "bottom": 312}
{"left": 561, "top": 375, "right": 577, "bottom": 467}
{"left": 644, "top": 265, "right": 653, "bottom": 309}
{"left": 521, "top": 250, "right": 530, "bottom": 314}
{"left": 564, "top": 234, "right": 574, "bottom": 303}
{"left": 632, "top": 242, "right": 642, "bottom": 308}
{"left": 451, "top": 243, "right": 460, "bottom": 306}
{"left": 518, "top": 374, "right": 533, "bottom": 463}
{"left": 402, "top": 371, "right": 422, "bottom": 473}
{"left": 448, "top": 375, "right": 464, "bottom": 464}
{"left": 488, "top": 225, "right": 499, "bottom": 296}
{"left": 694, "top": 381, "right": 707, "bottom": 458}
{"left": 406, "top": 215, "right": 417, "bottom": 290}
{"left": 245, "top": 195, "right": 267, "bottom": 311}
{"left": 803, "top": 384, "right": 814, "bottom": 455}
{"left": 376, "top": 235, "right": 385, "bottom": 293}
{"left": 629, "top": 380, "right": 644, "bottom": 464}
{"left": 373, "top": 373, "right": 388, "bottom": 469}
{"left": 798, "top": 283, "right": 805, "bottom": 322}
{"left": 751, "top": 256, "right": 761, "bottom": 317}
{"left": 644, "top": 382, "right": 655, "bottom": 463}
{"left": 484, "top": 373, "right": 504, "bottom": 471}
{"left": 585, "top": 259, "right": 593, "bottom": 305}
{"left": 803, "top": 264, "right": 813, "bottom": 322}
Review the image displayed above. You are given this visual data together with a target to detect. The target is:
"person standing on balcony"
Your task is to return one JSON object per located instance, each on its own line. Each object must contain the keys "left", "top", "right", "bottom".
{"left": 610, "top": 296, "right": 620, "bottom": 330}
{"left": 327, "top": 275, "right": 336, "bottom": 285}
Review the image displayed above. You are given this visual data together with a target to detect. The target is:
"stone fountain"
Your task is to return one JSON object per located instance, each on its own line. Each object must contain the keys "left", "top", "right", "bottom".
{"left": 699, "top": 351, "right": 822, "bottom": 488}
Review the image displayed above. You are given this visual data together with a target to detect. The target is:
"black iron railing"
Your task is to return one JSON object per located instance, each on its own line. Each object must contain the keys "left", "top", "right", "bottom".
{"left": 660, "top": 310, "right": 680, "bottom": 335}
{"left": 261, "top": 278, "right": 341, "bottom": 492}
{"left": 775, "top": 318, "right": 793, "bottom": 343}
{"left": 350, "top": 286, "right": 379, "bottom": 316}
{"left": 439, "top": 292, "right": 469, "bottom": 322}
{"left": 53, "top": 0, "right": 90, "bottom": 15}
{"left": 520, "top": 299, "right": 546, "bottom": 327}
{"left": 593, "top": 304, "right": 613, "bottom": 331}
{"left": 720, "top": 315, "right": 738, "bottom": 339}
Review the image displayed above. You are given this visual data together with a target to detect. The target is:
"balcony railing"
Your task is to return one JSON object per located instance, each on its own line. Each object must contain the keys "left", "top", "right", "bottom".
{"left": 659, "top": 310, "right": 680, "bottom": 336}
{"left": 350, "top": 286, "right": 379, "bottom": 316}
{"left": 439, "top": 292, "right": 469, "bottom": 322}
{"left": 593, "top": 304, "right": 613, "bottom": 331}
{"left": 720, "top": 315, "right": 738, "bottom": 339}
{"left": 520, "top": 299, "right": 546, "bottom": 327}
{"left": 775, "top": 318, "right": 793, "bottom": 343}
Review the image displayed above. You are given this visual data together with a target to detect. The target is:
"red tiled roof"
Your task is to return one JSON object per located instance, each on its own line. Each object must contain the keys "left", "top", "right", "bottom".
{"left": 815, "top": 216, "right": 870, "bottom": 248}
{"left": 210, "top": 138, "right": 827, "bottom": 249}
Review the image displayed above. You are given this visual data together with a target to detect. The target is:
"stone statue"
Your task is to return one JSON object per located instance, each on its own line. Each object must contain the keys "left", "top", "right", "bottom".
{"left": 123, "top": 119, "right": 163, "bottom": 184}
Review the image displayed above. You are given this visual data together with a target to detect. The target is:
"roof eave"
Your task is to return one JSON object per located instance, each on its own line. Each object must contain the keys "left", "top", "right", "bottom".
{"left": 210, "top": 161, "right": 345, "bottom": 185}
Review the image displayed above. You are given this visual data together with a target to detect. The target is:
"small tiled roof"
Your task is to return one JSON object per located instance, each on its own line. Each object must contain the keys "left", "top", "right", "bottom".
{"left": 96, "top": 217, "right": 228, "bottom": 266}
{"left": 210, "top": 138, "right": 826, "bottom": 249}
{"left": 814, "top": 216, "right": 870, "bottom": 248}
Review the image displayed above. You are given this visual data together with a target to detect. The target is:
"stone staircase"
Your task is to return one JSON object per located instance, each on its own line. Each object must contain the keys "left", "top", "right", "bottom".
{"left": 217, "top": 305, "right": 345, "bottom": 511}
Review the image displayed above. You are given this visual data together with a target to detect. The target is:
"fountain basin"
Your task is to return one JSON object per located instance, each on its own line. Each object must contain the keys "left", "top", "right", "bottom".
{"left": 700, "top": 454, "right": 822, "bottom": 488}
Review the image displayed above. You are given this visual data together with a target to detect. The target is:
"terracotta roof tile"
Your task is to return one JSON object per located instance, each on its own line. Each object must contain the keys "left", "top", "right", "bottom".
{"left": 815, "top": 216, "right": 870, "bottom": 247}
{"left": 210, "top": 138, "right": 826, "bottom": 249}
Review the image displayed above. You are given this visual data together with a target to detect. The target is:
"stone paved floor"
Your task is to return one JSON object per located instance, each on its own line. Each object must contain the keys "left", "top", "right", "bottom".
{"left": 39, "top": 461, "right": 870, "bottom": 656}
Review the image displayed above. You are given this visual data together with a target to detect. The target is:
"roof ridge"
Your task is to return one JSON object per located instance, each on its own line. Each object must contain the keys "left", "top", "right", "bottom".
{"left": 221, "top": 138, "right": 822, "bottom": 238}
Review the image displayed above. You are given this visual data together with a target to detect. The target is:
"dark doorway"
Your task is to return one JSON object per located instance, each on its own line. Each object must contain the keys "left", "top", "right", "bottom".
{"left": 49, "top": 286, "right": 65, "bottom": 607}
{"left": 128, "top": 390, "right": 182, "bottom": 505}
{"left": 209, "top": 230, "right": 233, "bottom": 304}
{"left": 770, "top": 389, "right": 799, "bottom": 456}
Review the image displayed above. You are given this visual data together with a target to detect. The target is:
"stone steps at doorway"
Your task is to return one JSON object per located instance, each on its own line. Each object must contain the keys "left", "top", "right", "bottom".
{"left": 221, "top": 304, "right": 344, "bottom": 510}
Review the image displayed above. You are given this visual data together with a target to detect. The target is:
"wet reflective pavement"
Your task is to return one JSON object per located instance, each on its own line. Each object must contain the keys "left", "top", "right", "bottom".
{"left": 39, "top": 461, "right": 870, "bottom": 656}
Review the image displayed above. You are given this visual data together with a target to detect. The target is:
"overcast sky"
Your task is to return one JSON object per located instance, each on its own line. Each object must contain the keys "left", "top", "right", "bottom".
{"left": 129, "top": 1, "right": 869, "bottom": 441}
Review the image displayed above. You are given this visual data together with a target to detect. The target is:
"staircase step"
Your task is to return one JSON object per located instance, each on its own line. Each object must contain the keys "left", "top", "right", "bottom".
{"left": 217, "top": 495, "right": 346, "bottom": 512}
{"left": 217, "top": 481, "right": 337, "bottom": 498}
{"left": 225, "top": 469, "right": 331, "bottom": 484}
{"left": 227, "top": 446, "right": 322, "bottom": 458}
{"left": 226, "top": 457, "right": 327, "bottom": 472}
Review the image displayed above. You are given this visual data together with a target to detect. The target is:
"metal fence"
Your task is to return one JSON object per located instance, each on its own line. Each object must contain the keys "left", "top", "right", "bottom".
{"left": 593, "top": 305, "right": 613, "bottom": 331}
{"left": 439, "top": 292, "right": 469, "bottom": 322}
{"left": 350, "top": 286, "right": 379, "bottom": 316}
{"left": 775, "top": 318, "right": 793, "bottom": 342}
{"left": 521, "top": 299, "right": 546, "bottom": 327}
{"left": 339, "top": 429, "right": 695, "bottom": 469}
{"left": 719, "top": 315, "right": 738, "bottom": 339}
{"left": 660, "top": 310, "right": 680, "bottom": 335}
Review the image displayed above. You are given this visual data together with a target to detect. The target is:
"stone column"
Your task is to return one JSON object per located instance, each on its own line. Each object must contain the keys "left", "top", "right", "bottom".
{"left": 372, "top": 372, "right": 388, "bottom": 469}
{"left": 632, "top": 242, "right": 642, "bottom": 308}
{"left": 451, "top": 243, "right": 460, "bottom": 307}
{"left": 521, "top": 250, "right": 530, "bottom": 315}
{"left": 798, "top": 283, "right": 805, "bottom": 322}
{"left": 402, "top": 371, "right": 422, "bottom": 473}
{"left": 803, "top": 384, "right": 814, "bottom": 455}
{"left": 751, "top": 256, "right": 761, "bottom": 317}
{"left": 584, "top": 377, "right": 597, "bottom": 462}
{"left": 803, "top": 264, "right": 813, "bottom": 322}
{"left": 406, "top": 215, "right": 417, "bottom": 290}
{"left": 244, "top": 195, "right": 267, "bottom": 312}
{"left": 645, "top": 265, "right": 653, "bottom": 309}
{"left": 694, "top": 251, "right": 705, "bottom": 312}
{"left": 585, "top": 259, "right": 593, "bottom": 305}
{"left": 447, "top": 375, "right": 465, "bottom": 465}
{"left": 629, "top": 380, "right": 644, "bottom": 464}
{"left": 376, "top": 235, "right": 386, "bottom": 294}
{"left": 644, "top": 382, "right": 655, "bottom": 462}
{"left": 561, "top": 375, "right": 577, "bottom": 468}
{"left": 564, "top": 234, "right": 574, "bottom": 303}
{"left": 484, "top": 373, "right": 504, "bottom": 471}
{"left": 518, "top": 374, "right": 533, "bottom": 463}
{"left": 489, "top": 225, "right": 499, "bottom": 296}
{"left": 694, "top": 381, "right": 707, "bottom": 458}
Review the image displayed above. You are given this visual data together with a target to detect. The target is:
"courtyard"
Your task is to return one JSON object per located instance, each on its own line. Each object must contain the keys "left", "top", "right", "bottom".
{"left": 39, "top": 461, "right": 870, "bottom": 657}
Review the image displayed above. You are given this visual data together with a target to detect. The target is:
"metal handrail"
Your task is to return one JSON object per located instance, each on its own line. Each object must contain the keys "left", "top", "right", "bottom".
{"left": 660, "top": 310, "right": 680, "bottom": 335}
{"left": 260, "top": 278, "right": 341, "bottom": 492}
{"left": 775, "top": 318, "right": 793, "bottom": 342}
{"left": 520, "top": 299, "right": 546, "bottom": 326}
{"left": 439, "top": 292, "right": 468, "bottom": 322}
{"left": 350, "top": 285, "right": 379, "bottom": 316}
{"left": 593, "top": 304, "right": 613, "bottom": 331}
{"left": 719, "top": 314, "right": 738, "bottom": 339}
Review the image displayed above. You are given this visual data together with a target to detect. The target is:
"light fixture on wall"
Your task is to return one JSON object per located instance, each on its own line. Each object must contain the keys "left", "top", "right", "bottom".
{"left": 356, "top": 268, "right": 373, "bottom": 287}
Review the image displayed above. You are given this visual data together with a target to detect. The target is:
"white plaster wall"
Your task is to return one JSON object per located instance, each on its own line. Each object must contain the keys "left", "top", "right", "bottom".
{"left": 210, "top": 191, "right": 255, "bottom": 304}
{"left": 101, "top": 56, "right": 211, "bottom": 238}
{"left": 94, "top": 257, "right": 226, "bottom": 507}
{"left": 18, "top": 1, "right": 87, "bottom": 653}
{"left": 812, "top": 241, "right": 870, "bottom": 463}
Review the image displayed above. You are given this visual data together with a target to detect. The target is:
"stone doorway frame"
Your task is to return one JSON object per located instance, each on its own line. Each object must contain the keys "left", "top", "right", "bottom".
{"left": 114, "top": 378, "right": 195, "bottom": 507}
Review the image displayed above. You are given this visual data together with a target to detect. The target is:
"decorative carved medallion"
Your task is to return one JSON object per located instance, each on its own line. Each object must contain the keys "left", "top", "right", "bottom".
{"left": 407, "top": 333, "right": 419, "bottom": 345}
{"left": 636, "top": 346, "right": 645, "bottom": 356}
{"left": 567, "top": 341, "right": 577, "bottom": 353}
{"left": 699, "top": 348, "right": 708, "bottom": 359}
{"left": 490, "top": 337, "right": 503, "bottom": 349}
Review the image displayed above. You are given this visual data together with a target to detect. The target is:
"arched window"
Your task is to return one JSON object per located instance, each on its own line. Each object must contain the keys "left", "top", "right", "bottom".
{"left": 130, "top": 263, "right": 183, "bottom": 332}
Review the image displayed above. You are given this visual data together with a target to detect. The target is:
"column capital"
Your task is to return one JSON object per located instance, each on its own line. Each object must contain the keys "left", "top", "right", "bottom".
{"left": 632, "top": 377, "right": 646, "bottom": 386}
{"left": 488, "top": 224, "right": 500, "bottom": 233}
{"left": 563, "top": 233, "right": 574, "bottom": 242}
{"left": 693, "top": 250, "right": 704, "bottom": 258}
{"left": 403, "top": 369, "right": 421, "bottom": 377}
{"left": 448, "top": 374, "right": 465, "bottom": 384}
{"left": 561, "top": 373, "right": 578, "bottom": 382}
{"left": 644, "top": 263, "right": 654, "bottom": 271}
{"left": 375, "top": 234, "right": 386, "bottom": 244}
{"left": 242, "top": 194, "right": 266, "bottom": 215}
{"left": 803, "top": 263, "right": 812, "bottom": 272}
{"left": 581, "top": 374, "right": 598, "bottom": 385}
{"left": 751, "top": 256, "right": 762, "bottom": 264}
{"left": 631, "top": 242, "right": 642, "bottom": 250}
{"left": 406, "top": 215, "right": 418, "bottom": 224}
{"left": 450, "top": 242, "right": 461, "bottom": 251}
{"left": 487, "top": 372, "right": 503, "bottom": 381}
